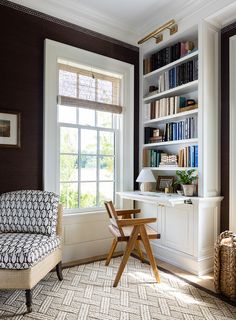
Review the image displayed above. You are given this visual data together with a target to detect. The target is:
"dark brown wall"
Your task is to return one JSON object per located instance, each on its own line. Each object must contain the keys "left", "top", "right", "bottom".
{"left": 221, "top": 22, "right": 236, "bottom": 231}
{"left": 0, "top": 1, "right": 139, "bottom": 193}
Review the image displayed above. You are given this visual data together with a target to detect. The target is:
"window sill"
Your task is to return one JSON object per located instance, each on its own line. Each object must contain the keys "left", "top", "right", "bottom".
{"left": 62, "top": 209, "right": 108, "bottom": 225}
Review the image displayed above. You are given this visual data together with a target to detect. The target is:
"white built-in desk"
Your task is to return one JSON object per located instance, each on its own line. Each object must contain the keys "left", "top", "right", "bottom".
{"left": 117, "top": 191, "right": 223, "bottom": 276}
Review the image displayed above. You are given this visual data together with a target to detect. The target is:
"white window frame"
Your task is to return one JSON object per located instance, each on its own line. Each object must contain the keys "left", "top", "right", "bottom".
{"left": 44, "top": 39, "right": 134, "bottom": 213}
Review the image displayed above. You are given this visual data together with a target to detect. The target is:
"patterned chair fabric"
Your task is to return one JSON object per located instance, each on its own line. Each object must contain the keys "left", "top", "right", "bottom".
{"left": 0, "top": 190, "right": 59, "bottom": 236}
{"left": 0, "top": 233, "right": 60, "bottom": 269}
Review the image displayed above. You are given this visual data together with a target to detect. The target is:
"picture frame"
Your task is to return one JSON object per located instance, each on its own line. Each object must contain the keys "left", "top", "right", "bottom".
{"left": 0, "top": 110, "right": 21, "bottom": 148}
{"left": 156, "top": 176, "right": 174, "bottom": 191}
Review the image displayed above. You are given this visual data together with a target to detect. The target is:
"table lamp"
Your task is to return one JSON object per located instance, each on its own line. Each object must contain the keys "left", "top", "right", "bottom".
{"left": 136, "top": 168, "right": 156, "bottom": 192}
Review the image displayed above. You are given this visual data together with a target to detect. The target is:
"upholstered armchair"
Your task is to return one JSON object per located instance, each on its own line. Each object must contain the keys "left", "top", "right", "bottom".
{"left": 0, "top": 190, "right": 63, "bottom": 313}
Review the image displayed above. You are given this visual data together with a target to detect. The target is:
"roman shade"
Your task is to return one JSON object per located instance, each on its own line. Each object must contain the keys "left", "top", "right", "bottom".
{"left": 57, "top": 62, "right": 122, "bottom": 114}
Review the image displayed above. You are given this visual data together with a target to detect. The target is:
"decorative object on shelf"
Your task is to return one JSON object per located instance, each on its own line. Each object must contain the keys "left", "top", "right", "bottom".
{"left": 138, "top": 19, "right": 178, "bottom": 45}
{"left": 157, "top": 176, "right": 174, "bottom": 192}
{"left": 159, "top": 154, "right": 178, "bottom": 167}
{"left": 0, "top": 110, "right": 21, "bottom": 148}
{"left": 175, "top": 169, "right": 197, "bottom": 196}
{"left": 136, "top": 168, "right": 156, "bottom": 192}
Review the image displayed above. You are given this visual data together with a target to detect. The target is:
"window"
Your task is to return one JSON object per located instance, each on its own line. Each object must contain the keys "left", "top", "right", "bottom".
{"left": 58, "top": 62, "right": 121, "bottom": 211}
{"left": 44, "top": 39, "right": 134, "bottom": 214}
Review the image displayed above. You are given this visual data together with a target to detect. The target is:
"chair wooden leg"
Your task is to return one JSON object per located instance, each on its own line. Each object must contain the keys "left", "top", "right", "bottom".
{"left": 105, "top": 239, "right": 118, "bottom": 266}
{"left": 113, "top": 226, "right": 140, "bottom": 287}
{"left": 140, "top": 225, "right": 160, "bottom": 283}
{"left": 25, "top": 289, "right": 32, "bottom": 313}
{"left": 135, "top": 240, "right": 144, "bottom": 262}
{"left": 56, "top": 261, "right": 63, "bottom": 281}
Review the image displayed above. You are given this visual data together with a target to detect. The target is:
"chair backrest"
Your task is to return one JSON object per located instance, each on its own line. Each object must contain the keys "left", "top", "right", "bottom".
{"left": 104, "top": 201, "right": 124, "bottom": 236}
{"left": 0, "top": 190, "right": 59, "bottom": 236}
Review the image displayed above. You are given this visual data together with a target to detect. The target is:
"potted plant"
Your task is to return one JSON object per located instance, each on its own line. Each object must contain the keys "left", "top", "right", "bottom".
{"left": 175, "top": 169, "right": 197, "bottom": 196}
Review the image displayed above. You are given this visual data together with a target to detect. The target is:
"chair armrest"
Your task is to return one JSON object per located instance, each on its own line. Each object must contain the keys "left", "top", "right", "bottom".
{"left": 116, "top": 209, "right": 141, "bottom": 216}
{"left": 118, "top": 217, "right": 156, "bottom": 226}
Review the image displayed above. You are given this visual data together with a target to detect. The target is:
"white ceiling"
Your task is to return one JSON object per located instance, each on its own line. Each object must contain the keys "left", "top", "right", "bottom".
{"left": 8, "top": 0, "right": 236, "bottom": 45}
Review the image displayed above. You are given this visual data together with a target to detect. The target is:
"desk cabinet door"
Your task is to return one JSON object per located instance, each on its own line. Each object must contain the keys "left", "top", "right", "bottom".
{"left": 161, "top": 204, "right": 194, "bottom": 255}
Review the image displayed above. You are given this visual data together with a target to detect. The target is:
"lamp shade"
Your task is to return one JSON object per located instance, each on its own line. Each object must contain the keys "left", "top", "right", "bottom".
{"left": 136, "top": 168, "right": 156, "bottom": 183}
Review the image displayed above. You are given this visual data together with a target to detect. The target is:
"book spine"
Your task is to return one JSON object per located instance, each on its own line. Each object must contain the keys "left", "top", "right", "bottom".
{"left": 195, "top": 145, "right": 198, "bottom": 167}
{"left": 190, "top": 145, "right": 195, "bottom": 167}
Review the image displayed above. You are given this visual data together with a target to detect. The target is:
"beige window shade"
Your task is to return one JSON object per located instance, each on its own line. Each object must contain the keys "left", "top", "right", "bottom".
{"left": 57, "top": 63, "right": 122, "bottom": 114}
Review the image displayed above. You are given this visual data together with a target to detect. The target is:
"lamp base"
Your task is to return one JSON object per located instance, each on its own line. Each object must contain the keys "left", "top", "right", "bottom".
{"left": 140, "top": 182, "right": 154, "bottom": 192}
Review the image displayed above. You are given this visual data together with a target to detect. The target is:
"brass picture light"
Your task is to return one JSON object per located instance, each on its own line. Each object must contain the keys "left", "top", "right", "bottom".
{"left": 138, "top": 19, "right": 178, "bottom": 45}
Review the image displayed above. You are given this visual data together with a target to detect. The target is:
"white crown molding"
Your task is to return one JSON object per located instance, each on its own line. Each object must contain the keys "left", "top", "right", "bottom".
{"left": 8, "top": 0, "right": 139, "bottom": 45}
{"left": 7, "top": 0, "right": 236, "bottom": 46}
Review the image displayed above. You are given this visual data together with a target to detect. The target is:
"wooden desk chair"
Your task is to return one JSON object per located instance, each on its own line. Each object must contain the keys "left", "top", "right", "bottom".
{"left": 104, "top": 201, "right": 161, "bottom": 287}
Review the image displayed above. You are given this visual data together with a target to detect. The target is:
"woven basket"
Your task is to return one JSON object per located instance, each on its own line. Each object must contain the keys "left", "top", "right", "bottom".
{"left": 214, "top": 231, "right": 236, "bottom": 300}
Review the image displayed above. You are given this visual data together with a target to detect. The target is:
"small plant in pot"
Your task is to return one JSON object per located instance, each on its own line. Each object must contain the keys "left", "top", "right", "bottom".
{"left": 175, "top": 169, "right": 197, "bottom": 196}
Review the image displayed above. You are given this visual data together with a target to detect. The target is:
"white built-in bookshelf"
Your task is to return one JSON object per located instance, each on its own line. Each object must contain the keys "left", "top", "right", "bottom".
{"left": 142, "top": 36, "right": 199, "bottom": 175}
{"left": 140, "top": 22, "right": 220, "bottom": 198}
{"left": 131, "top": 18, "right": 222, "bottom": 277}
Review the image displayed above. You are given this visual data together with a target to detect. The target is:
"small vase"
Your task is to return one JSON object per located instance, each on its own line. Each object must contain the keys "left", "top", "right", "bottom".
{"left": 182, "top": 184, "right": 194, "bottom": 196}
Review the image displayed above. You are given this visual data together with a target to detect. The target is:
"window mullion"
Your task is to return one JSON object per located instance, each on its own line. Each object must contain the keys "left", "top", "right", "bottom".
{"left": 78, "top": 127, "right": 81, "bottom": 208}
{"left": 96, "top": 129, "right": 99, "bottom": 207}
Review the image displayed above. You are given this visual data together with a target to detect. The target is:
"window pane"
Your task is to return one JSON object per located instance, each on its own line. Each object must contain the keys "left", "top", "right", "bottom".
{"left": 60, "top": 155, "right": 78, "bottom": 182}
{"left": 79, "top": 108, "right": 95, "bottom": 126}
{"left": 97, "top": 79, "right": 112, "bottom": 104}
{"left": 58, "top": 105, "right": 76, "bottom": 124}
{"left": 97, "top": 111, "right": 112, "bottom": 128}
{"left": 59, "top": 70, "right": 77, "bottom": 97}
{"left": 81, "top": 129, "right": 97, "bottom": 154}
{"left": 80, "top": 182, "right": 96, "bottom": 208}
{"left": 60, "top": 127, "right": 78, "bottom": 153}
{"left": 99, "top": 182, "right": 114, "bottom": 205}
{"left": 80, "top": 156, "right": 97, "bottom": 181}
{"left": 79, "top": 75, "right": 95, "bottom": 101}
{"left": 99, "top": 157, "right": 114, "bottom": 180}
{"left": 99, "top": 131, "right": 114, "bottom": 155}
{"left": 60, "top": 183, "right": 78, "bottom": 209}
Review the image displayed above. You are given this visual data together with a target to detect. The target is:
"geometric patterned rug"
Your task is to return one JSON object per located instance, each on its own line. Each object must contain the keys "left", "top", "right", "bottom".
{"left": 0, "top": 257, "right": 236, "bottom": 320}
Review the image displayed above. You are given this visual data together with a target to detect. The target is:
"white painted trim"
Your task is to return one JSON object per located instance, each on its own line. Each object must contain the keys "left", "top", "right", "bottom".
{"left": 229, "top": 36, "right": 236, "bottom": 232}
{"left": 44, "top": 39, "right": 134, "bottom": 209}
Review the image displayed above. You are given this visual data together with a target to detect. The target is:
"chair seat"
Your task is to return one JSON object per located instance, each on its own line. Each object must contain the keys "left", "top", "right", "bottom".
{"left": 0, "top": 233, "right": 60, "bottom": 270}
{"left": 108, "top": 224, "right": 160, "bottom": 241}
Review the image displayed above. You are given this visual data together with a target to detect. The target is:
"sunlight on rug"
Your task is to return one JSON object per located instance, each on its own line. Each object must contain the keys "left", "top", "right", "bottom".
{"left": 0, "top": 256, "right": 235, "bottom": 319}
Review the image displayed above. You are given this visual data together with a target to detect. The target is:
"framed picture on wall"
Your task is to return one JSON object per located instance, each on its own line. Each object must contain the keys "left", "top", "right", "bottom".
{"left": 0, "top": 110, "right": 21, "bottom": 148}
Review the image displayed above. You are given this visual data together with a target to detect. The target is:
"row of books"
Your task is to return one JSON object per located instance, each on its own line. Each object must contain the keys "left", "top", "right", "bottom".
{"left": 143, "top": 150, "right": 166, "bottom": 168}
{"left": 144, "top": 117, "right": 197, "bottom": 144}
{"left": 158, "top": 59, "right": 198, "bottom": 92}
{"left": 165, "top": 117, "right": 198, "bottom": 141}
{"left": 144, "top": 96, "right": 187, "bottom": 120}
{"left": 178, "top": 145, "right": 198, "bottom": 168}
{"left": 143, "top": 41, "right": 195, "bottom": 74}
{"left": 143, "top": 146, "right": 198, "bottom": 168}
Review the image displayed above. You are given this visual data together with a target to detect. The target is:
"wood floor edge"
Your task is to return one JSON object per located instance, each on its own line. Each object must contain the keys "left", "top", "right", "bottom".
{"left": 62, "top": 251, "right": 123, "bottom": 268}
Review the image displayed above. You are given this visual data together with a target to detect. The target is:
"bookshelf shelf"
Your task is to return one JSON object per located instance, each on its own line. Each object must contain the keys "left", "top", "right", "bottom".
{"left": 144, "top": 109, "right": 198, "bottom": 126}
{"left": 143, "top": 50, "right": 198, "bottom": 80}
{"left": 143, "top": 138, "right": 198, "bottom": 148}
{"left": 143, "top": 80, "right": 198, "bottom": 103}
{"left": 145, "top": 166, "right": 198, "bottom": 171}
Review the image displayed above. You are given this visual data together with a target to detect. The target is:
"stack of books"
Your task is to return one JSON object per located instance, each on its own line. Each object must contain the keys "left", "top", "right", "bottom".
{"left": 158, "top": 58, "right": 198, "bottom": 92}
{"left": 144, "top": 96, "right": 187, "bottom": 120}
{"left": 143, "top": 41, "right": 195, "bottom": 74}
{"left": 165, "top": 117, "right": 197, "bottom": 141}
{"left": 178, "top": 145, "right": 198, "bottom": 167}
{"left": 143, "top": 149, "right": 165, "bottom": 167}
